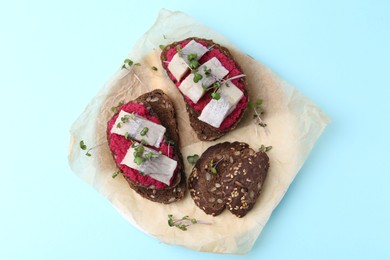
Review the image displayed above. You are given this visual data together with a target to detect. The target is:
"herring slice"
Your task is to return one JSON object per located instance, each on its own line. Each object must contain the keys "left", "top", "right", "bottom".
{"left": 198, "top": 81, "right": 244, "bottom": 128}
{"left": 111, "top": 110, "right": 166, "bottom": 148}
{"left": 121, "top": 144, "right": 177, "bottom": 185}
{"left": 167, "top": 40, "right": 208, "bottom": 81}
{"left": 179, "top": 57, "right": 229, "bottom": 104}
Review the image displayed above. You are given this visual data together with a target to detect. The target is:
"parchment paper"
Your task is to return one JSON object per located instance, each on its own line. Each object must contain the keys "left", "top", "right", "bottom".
{"left": 68, "top": 9, "right": 330, "bottom": 254}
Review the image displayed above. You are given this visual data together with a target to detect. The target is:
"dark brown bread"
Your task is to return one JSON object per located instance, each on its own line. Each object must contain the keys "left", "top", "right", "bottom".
{"left": 223, "top": 152, "right": 269, "bottom": 218}
{"left": 189, "top": 142, "right": 270, "bottom": 217}
{"left": 161, "top": 37, "right": 248, "bottom": 141}
{"left": 109, "top": 89, "right": 186, "bottom": 204}
{"left": 188, "top": 142, "right": 251, "bottom": 216}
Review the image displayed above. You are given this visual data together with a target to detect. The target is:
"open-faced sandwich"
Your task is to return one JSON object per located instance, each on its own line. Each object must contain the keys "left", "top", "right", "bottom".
{"left": 107, "top": 90, "right": 186, "bottom": 204}
{"left": 188, "top": 142, "right": 270, "bottom": 218}
{"left": 161, "top": 37, "right": 248, "bottom": 141}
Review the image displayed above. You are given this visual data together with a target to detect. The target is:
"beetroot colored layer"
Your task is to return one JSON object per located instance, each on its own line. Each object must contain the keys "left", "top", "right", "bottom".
{"left": 164, "top": 39, "right": 248, "bottom": 131}
{"left": 107, "top": 102, "right": 178, "bottom": 189}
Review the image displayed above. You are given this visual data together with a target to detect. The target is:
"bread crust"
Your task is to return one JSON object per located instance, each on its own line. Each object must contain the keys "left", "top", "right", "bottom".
{"left": 161, "top": 37, "right": 248, "bottom": 141}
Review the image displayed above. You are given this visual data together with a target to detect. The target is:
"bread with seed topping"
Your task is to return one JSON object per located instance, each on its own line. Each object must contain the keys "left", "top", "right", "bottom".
{"left": 223, "top": 152, "right": 269, "bottom": 217}
{"left": 188, "top": 141, "right": 269, "bottom": 217}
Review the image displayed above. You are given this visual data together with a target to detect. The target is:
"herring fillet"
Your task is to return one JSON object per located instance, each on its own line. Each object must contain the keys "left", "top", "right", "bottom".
{"left": 167, "top": 40, "right": 208, "bottom": 81}
{"left": 111, "top": 110, "right": 166, "bottom": 148}
{"left": 121, "top": 144, "right": 177, "bottom": 185}
{"left": 198, "top": 81, "right": 243, "bottom": 128}
{"left": 179, "top": 57, "right": 229, "bottom": 104}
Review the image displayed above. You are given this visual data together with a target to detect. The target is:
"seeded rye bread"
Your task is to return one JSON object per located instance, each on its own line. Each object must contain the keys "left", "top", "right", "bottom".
{"left": 160, "top": 37, "right": 248, "bottom": 141}
{"left": 107, "top": 89, "right": 186, "bottom": 204}
{"left": 223, "top": 152, "right": 269, "bottom": 217}
{"left": 189, "top": 142, "right": 269, "bottom": 217}
{"left": 188, "top": 142, "right": 253, "bottom": 216}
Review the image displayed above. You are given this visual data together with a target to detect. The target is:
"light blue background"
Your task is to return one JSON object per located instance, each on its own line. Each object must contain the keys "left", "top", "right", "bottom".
{"left": 1, "top": 1, "right": 389, "bottom": 259}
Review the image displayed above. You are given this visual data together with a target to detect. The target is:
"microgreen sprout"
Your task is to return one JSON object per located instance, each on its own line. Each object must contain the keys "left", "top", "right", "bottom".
{"left": 131, "top": 142, "right": 161, "bottom": 166}
{"left": 79, "top": 140, "right": 87, "bottom": 150}
{"left": 203, "top": 66, "right": 211, "bottom": 77}
{"left": 140, "top": 127, "right": 148, "bottom": 136}
{"left": 111, "top": 101, "right": 124, "bottom": 114}
{"left": 80, "top": 140, "right": 92, "bottom": 156}
{"left": 187, "top": 54, "right": 199, "bottom": 69}
{"left": 176, "top": 45, "right": 182, "bottom": 56}
{"left": 211, "top": 92, "right": 221, "bottom": 100}
{"left": 116, "top": 113, "right": 135, "bottom": 128}
{"left": 248, "top": 99, "right": 267, "bottom": 127}
{"left": 209, "top": 159, "right": 217, "bottom": 174}
{"left": 112, "top": 169, "right": 121, "bottom": 179}
{"left": 121, "top": 58, "right": 133, "bottom": 69}
{"left": 187, "top": 154, "right": 199, "bottom": 165}
{"left": 79, "top": 140, "right": 106, "bottom": 157}
{"left": 209, "top": 157, "right": 224, "bottom": 174}
{"left": 192, "top": 71, "right": 203, "bottom": 83}
{"left": 167, "top": 214, "right": 211, "bottom": 231}
{"left": 159, "top": 45, "right": 165, "bottom": 50}
{"left": 259, "top": 145, "right": 272, "bottom": 153}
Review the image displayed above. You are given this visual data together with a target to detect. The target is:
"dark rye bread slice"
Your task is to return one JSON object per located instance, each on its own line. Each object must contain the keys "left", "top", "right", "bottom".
{"left": 188, "top": 142, "right": 251, "bottom": 216}
{"left": 108, "top": 89, "right": 186, "bottom": 204}
{"left": 223, "top": 152, "right": 269, "bottom": 218}
{"left": 161, "top": 37, "right": 248, "bottom": 141}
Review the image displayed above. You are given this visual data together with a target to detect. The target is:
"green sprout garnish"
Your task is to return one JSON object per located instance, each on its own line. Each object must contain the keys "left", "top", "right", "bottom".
{"left": 193, "top": 73, "right": 203, "bottom": 83}
{"left": 111, "top": 101, "right": 124, "bottom": 114}
{"left": 167, "top": 214, "right": 211, "bottom": 231}
{"left": 80, "top": 140, "right": 92, "bottom": 156}
{"left": 187, "top": 53, "right": 198, "bottom": 61}
{"left": 211, "top": 92, "right": 220, "bottom": 100}
{"left": 131, "top": 142, "right": 161, "bottom": 166}
{"left": 176, "top": 45, "right": 182, "bottom": 56}
{"left": 259, "top": 145, "right": 272, "bottom": 153}
{"left": 159, "top": 44, "right": 165, "bottom": 50}
{"left": 187, "top": 154, "right": 199, "bottom": 165}
{"left": 117, "top": 113, "right": 135, "bottom": 128}
{"left": 140, "top": 127, "right": 148, "bottom": 136}
{"left": 248, "top": 99, "right": 267, "bottom": 127}
{"left": 121, "top": 58, "right": 134, "bottom": 69}
{"left": 209, "top": 159, "right": 217, "bottom": 174}
{"left": 203, "top": 66, "right": 211, "bottom": 77}
{"left": 112, "top": 169, "right": 121, "bottom": 179}
{"left": 80, "top": 140, "right": 87, "bottom": 150}
{"left": 151, "top": 66, "right": 158, "bottom": 71}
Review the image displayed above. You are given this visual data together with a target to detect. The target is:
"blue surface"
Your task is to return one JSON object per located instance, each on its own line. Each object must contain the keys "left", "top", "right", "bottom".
{"left": 1, "top": 1, "right": 389, "bottom": 259}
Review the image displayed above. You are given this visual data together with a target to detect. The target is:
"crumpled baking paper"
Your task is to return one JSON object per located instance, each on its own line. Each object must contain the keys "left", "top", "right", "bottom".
{"left": 68, "top": 9, "right": 330, "bottom": 255}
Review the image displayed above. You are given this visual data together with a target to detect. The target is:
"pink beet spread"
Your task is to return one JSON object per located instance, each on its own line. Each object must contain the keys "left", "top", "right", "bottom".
{"left": 164, "top": 39, "right": 248, "bottom": 130}
{"left": 107, "top": 102, "right": 178, "bottom": 189}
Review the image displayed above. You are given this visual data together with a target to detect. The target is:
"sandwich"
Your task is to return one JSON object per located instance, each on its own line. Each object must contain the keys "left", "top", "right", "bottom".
{"left": 107, "top": 89, "right": 186, "bottom": 204}
{"left": 161, "top": 37, "right": 248, "bottom": 141}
